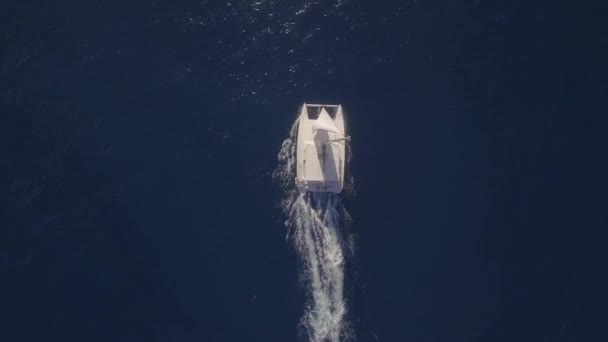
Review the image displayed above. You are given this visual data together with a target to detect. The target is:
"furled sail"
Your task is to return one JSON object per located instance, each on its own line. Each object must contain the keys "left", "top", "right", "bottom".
{"left": 313, "top": 108, "right": 342, "bottom": 134}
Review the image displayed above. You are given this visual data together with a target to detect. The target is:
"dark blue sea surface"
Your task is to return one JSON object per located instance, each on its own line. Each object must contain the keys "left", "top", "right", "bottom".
{"left": 2, "top": 0, "right": 606, "bottom": 341}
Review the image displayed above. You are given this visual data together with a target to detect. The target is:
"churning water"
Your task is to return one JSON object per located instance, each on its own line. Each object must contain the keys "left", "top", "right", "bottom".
{"left": 274, "top": 118, "right": 354, "bottom": 342}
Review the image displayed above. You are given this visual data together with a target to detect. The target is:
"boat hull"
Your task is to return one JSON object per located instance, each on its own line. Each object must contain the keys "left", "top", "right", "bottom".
{"left": 295, "top": 104, "right": 346, "bottom": 193}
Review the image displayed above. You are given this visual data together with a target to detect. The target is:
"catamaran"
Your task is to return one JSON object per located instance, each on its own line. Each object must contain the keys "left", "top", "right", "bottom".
{"left": 296, "top": 103, "right": 349, "bottom": 193}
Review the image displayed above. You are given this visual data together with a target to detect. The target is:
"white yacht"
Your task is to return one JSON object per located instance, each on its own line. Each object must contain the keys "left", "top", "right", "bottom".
{"left": 296, "top": 103, "right": 349, "bottom": 193}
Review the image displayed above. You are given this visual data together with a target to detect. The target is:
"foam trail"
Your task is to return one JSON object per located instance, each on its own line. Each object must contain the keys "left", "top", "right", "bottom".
{"left": 274, "top": 118, "right": 353, "bottom": 342}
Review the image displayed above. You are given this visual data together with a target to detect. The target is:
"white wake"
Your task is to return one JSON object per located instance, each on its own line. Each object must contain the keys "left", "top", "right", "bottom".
{"left": 274, "top": 119, "right": 354, "bottom": 342}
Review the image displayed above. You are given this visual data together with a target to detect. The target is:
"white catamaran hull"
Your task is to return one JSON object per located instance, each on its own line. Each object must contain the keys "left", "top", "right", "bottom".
{"left": 296, "top": 103, "right": 347, "bottom": 193}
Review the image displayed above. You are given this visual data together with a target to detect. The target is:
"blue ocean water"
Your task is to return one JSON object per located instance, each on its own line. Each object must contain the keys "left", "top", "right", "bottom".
{"left": 2, "top": 0, "right": 606, "bottom": 341}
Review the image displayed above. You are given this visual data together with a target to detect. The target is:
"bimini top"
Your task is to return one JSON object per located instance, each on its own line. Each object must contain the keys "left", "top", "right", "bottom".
{"left": 295, "top": 103, "right": 348, "bottom": 193}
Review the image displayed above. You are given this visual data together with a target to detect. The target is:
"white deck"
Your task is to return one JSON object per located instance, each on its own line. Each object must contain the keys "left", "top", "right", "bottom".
{"left": 295, "top": 104, "right": 346, "bottom": 193}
